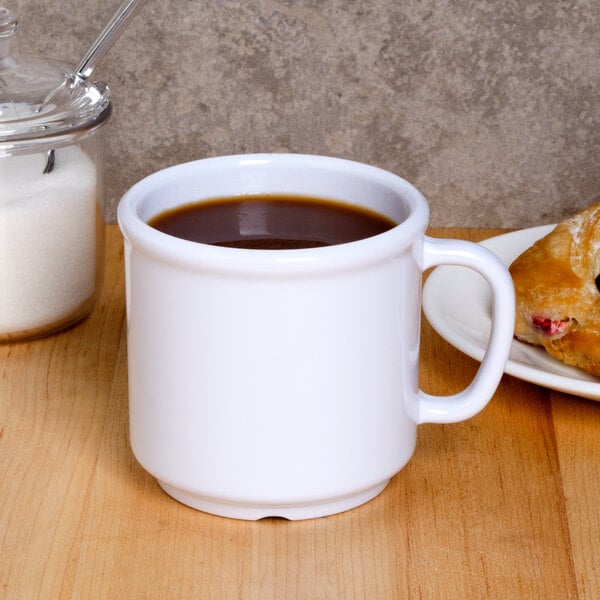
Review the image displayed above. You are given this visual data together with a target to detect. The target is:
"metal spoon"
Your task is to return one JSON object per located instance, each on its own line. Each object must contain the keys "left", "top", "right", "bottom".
{"left": 42, "top": 0, "right": 148, "bottom": 173}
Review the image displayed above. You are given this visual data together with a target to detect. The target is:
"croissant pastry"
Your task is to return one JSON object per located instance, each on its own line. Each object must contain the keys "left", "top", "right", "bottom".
{"left": 509, "top": 201, "right": 600, "bottom": 376}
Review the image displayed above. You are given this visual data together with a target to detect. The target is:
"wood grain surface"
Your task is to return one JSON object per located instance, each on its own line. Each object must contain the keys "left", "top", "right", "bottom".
{"left": 1, "top": 226, "right": 599, "bottom": 599}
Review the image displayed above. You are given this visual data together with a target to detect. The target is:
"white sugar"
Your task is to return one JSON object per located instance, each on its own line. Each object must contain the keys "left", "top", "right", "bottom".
{"left": 0, "top": 145, "right": 99, "bottom": 334}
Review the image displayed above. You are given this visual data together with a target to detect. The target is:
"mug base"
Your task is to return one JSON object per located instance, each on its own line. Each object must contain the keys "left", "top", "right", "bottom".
{"left": 157, "top": 479, "right": 391, "bottom": 521}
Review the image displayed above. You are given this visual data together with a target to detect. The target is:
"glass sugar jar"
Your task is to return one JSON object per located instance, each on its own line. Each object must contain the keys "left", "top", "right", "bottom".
{"left": 0, "top": 7, "right": 112, "bottom": 342}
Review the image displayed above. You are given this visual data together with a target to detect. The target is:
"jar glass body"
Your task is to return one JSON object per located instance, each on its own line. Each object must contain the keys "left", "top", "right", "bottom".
{"left": 0, "top": 126, "right": 107, "bottom": 342}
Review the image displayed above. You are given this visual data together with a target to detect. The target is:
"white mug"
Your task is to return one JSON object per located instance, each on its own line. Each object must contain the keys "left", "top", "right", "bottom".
{"left": 118, "top": 154, "right": 514, "bottom": 520}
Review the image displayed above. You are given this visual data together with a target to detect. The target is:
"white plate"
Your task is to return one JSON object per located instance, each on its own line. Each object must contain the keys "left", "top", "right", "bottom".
{"left": 422, "top": 225, "right": 600, "bottom": 400}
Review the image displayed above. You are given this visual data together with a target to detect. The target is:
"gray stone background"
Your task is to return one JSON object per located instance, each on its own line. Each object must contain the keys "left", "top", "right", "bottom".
{"left": 7, "top": 0, "right": 600, "bottom": 227}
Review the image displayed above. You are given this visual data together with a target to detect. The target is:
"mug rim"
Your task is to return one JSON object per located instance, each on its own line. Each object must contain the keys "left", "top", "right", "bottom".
{"left": 117, "top": 153, "right": 430, "bottom": 274}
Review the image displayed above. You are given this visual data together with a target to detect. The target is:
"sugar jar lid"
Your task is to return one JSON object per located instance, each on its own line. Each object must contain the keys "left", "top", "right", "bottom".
{"left": 0, "top": 7, "right": 111, "bottom": 145}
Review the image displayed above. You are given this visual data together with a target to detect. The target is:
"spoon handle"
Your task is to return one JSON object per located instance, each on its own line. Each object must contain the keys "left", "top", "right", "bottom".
{"left": 76, "top": 0, "right": 148, "bottom": 80}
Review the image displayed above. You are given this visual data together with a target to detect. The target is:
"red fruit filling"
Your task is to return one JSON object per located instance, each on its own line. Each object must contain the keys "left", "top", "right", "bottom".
{"left": 532, "top": 316, "right": 569, "bottom": 336}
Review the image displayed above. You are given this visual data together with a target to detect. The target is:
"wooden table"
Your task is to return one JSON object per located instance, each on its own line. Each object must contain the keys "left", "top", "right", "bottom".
{"left": 2, "top": 226, "right": 599, "bottom": 599}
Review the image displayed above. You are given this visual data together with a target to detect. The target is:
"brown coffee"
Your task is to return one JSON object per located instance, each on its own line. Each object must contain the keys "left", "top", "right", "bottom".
{"left": 147, "top": 194, "right": 397, "bottom": 250}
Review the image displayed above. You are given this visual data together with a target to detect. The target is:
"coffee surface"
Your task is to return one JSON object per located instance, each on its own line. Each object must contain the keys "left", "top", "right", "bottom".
{"left": 148, "top": 194, "right": 396, "bottom": 249}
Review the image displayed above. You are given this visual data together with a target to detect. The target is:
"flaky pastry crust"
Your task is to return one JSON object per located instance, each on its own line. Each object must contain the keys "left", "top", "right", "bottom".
{"left": 509, "top": 201, "right": 600, "bottom": 376}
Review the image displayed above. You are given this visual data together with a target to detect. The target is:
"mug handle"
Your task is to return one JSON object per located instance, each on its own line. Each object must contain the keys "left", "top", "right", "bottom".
{"left": 417, "top": 236, "right": 515, "bottom": 424}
